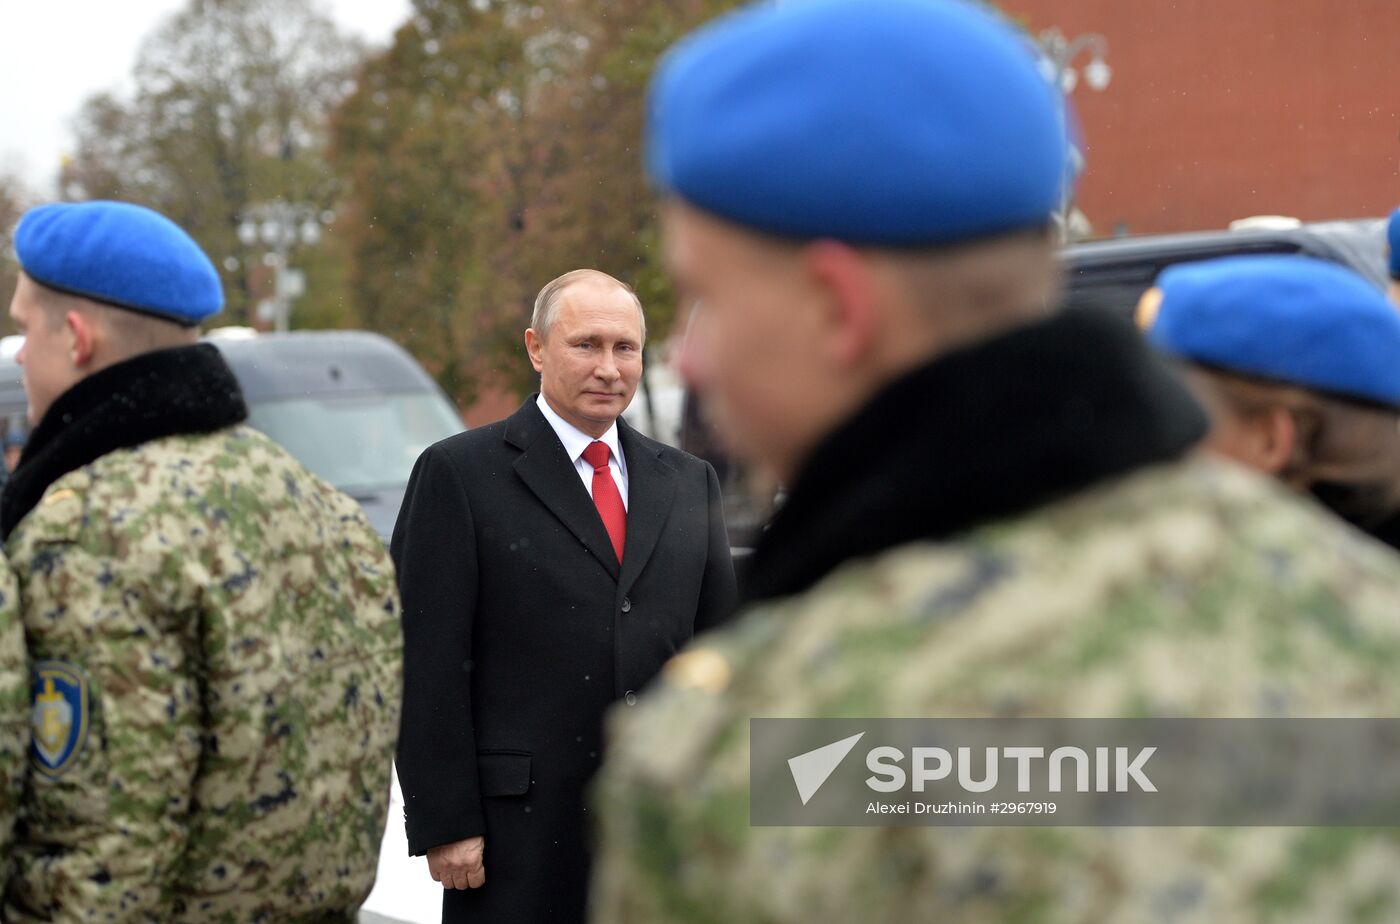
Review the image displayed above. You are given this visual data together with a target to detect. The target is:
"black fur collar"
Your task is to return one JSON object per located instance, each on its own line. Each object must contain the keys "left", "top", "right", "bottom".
{"left": 1, "top": 343, "right": 248, "bottom": 541}
{"left": 1359, "top": 510, "right": 1400, "bottom": 552}
{"left": 740, "top": 310, "right": 1210, "bottom": 605}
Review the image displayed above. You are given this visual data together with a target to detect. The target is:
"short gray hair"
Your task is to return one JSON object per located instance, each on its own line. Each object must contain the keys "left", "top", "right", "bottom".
{"left": 531, "top": 269, "right": 647, "bottom": 343}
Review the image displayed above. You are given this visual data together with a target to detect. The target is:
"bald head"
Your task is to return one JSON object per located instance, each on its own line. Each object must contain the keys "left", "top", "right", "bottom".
{"left": 532, "top": 270, "right": 647, "bottom": 345}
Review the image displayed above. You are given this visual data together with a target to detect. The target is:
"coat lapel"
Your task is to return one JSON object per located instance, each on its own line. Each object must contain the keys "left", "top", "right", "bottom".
{"left": 617, "top": 419, "right": 677, "bottom": 597}
{"left": 507, "top": 399, "right": 621, "bottom": 582}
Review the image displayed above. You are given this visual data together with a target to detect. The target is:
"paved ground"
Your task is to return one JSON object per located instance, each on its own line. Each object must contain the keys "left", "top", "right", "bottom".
{"left": 360, "top": 913, "right": 416, "bottom": 924}
{"left": 359, "top": 770, "right": 441, "bottom": 924}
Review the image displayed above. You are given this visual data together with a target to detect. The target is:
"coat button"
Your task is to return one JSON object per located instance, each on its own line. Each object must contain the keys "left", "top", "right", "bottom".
{"left": 624, "top": 690, "right": 638, "bottom": 706}
{"left": 620, "top": 597, "right": 632, "bottom": 614}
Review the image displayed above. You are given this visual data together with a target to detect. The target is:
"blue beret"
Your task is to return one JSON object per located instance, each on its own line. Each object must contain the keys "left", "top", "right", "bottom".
{"left": 15, "top": 201, "right": 223, "bottom": 325}
{"left": 1388, "top": 207, "right": 1400, "bottom": 280}
{"left": 1148, "top": 255, "right": 1400, "bottom": 409}
{"left": 646, "top": 0, "right": 1068, "bottom": 245}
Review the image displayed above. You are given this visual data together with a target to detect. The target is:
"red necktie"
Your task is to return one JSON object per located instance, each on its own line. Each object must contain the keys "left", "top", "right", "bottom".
{"left": 582, "top": 441, "right": 626, "bottom": 563}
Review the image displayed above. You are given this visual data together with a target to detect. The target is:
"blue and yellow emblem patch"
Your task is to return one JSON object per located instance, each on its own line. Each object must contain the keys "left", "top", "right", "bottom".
{"left": 30, "top": 661, "right": 88, "bottom": 778}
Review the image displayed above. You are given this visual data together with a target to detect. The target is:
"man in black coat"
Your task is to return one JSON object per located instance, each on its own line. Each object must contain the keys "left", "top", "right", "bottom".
{"left": 391, "top": 268, "right": 737, "bottom": 923}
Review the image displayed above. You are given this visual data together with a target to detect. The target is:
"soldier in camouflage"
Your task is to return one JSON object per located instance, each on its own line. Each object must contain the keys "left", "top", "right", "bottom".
{"left": 1140, "top": 255, "right": 1400, "bottom": 551}
{"left": 2, "top": 200, "right": 402, "bottom": 921}
{"left": 591, "top": 1, "right": 1400, "bottom": 921}
{"left": 0, "top": 561, "right": 22, "bottom": 870}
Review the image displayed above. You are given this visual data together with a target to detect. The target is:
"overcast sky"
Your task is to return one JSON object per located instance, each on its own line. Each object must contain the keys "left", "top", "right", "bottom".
{"left": 0, "top": 0, "right": 411, "bottom": 195}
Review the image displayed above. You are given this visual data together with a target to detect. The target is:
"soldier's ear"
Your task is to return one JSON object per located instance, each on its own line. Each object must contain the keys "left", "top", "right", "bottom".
{"left": 802, "top": 240, "right": 877, "bottom": 369}
{"left": 64, "top": 309, "right": 98, "bottom": 369}
{"left": 1254, "top": 405, "right": 1302, "bottom": 479}
{"left": 1207, "top": 404, "right": 1298, "bottom": 480}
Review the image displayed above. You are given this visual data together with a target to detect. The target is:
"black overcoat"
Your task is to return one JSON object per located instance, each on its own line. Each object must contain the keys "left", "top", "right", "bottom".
{"left": 391, "top": 396, "right": 737, "bottom": 923}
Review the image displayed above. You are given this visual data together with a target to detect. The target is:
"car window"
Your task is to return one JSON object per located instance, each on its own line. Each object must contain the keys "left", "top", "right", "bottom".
{"left": 246, "top": 390, "right": 463, "bottom": 491}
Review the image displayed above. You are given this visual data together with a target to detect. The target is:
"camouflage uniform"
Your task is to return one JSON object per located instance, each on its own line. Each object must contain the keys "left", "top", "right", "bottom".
{"left": 593, "top": 455, "right": 1400, "bottom": 923}
{"left": 0, "top": 559, "right": 24, "bottom": 868}
{"left": 599, "top": 0, "right": 1400, "bottom": 916}
{"left": 4, "top": 423, "right": 402, "bottom": 922}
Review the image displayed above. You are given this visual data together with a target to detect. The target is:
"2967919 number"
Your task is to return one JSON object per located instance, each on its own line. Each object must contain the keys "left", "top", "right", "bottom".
{"left": 988, "top": 802, "right": 1057, "bottom": 814}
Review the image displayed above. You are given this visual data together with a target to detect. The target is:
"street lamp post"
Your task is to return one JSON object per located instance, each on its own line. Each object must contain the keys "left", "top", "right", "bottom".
{"left": 1037, "top": 28, "right": 1111, "bottom": 95}
{"left": 236, "top": 201, "right": 332, "bottom": 333}
{"left": 1035, "top": 28, "right": 1111, "bottom": 241}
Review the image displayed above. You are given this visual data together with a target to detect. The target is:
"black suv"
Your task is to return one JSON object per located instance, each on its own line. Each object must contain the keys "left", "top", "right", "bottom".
{"left": 206, "top": 329, "right": 463, "bottom": 540}
{"left": 1063, "top": 217, "right": 1388, "bottom": 318}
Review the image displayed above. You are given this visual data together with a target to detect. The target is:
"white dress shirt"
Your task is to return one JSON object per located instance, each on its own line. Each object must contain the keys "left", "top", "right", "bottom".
{"left": 536, "top": 394, "right": 629, "bottom": 510}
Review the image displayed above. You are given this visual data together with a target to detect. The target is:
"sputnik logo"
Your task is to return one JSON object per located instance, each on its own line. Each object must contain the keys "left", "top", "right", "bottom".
{"left": 787, "top": 732, "right": 865, "bottom": 805}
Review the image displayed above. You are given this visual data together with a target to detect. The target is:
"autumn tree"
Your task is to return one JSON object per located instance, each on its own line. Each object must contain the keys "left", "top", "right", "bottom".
{"left": 331, "top": 0, "right": 582, "bottom": 403}
{"left": 62, "top": 0, "right": 363, "bottom": 326}
{"left": 331, "top": 0, "right": 742, "bottom": 407}
{"left": 0, "top": 172, "right": 34, "bottom": 334}
{"left": 528, "top": 0, "right": 741, "bottom": 344}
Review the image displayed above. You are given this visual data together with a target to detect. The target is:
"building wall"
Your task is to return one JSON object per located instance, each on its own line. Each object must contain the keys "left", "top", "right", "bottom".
{"left": 1003, "top": 0, "right": 1400, "bottom": 235}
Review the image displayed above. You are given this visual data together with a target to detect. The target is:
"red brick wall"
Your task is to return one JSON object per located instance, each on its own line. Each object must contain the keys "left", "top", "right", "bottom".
{"left": 461, "top": 382, "right": 522, "bottom": 428}
{"left": 1003, "top": 0, "right": 1400, "bottom": 234}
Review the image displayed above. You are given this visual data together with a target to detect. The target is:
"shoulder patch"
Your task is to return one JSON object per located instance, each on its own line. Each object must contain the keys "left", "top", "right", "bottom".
{"left": 43, "top": 488, "right": 78, "bottom": 507}
{"left": 14, "top": 476, "right": 91, "bottom": 546}
{"left": 663, "top": 647, "right": 732, "bottom": 694}
{"left": 30, "top": 661, "right": 89, "bottom": 778}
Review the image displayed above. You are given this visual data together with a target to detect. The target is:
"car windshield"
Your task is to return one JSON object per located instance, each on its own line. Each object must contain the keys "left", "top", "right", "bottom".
{"left": 246, "top": 391, "right": 462, "bottom": 490}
